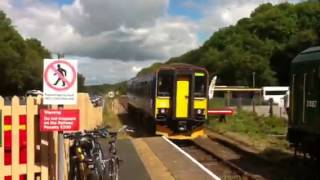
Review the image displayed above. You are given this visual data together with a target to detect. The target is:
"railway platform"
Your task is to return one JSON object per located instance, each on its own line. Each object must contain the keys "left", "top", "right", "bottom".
{"left": 108, "top": 137, "right": 217, "bottom": 180}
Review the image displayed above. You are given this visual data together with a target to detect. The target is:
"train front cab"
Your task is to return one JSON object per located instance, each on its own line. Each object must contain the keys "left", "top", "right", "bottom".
{"left": 288, "top": 47, "right": 320, "bottom": 158}
{"left": 154, "top": 68, "right": 208, "bottom": 140}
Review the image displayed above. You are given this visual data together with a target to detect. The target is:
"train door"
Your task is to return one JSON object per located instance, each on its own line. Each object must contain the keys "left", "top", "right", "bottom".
{"left": 305, "top": 67, "right": 319, "bottom": 127}
{"left": 175, "top": 76, "right": 190, "bottom": 118}
{"left": 292, "top": 72, "right": 305, "bottom": 125}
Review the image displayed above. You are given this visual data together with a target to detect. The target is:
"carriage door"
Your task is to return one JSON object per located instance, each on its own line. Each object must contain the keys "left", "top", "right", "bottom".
{"left": 176, "top": 76, "right": 190, "bottom": 118}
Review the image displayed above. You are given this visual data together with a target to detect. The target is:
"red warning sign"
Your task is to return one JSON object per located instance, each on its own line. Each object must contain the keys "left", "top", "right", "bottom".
{"left": 40, "top": 109, "right": 80, "bottom": 132}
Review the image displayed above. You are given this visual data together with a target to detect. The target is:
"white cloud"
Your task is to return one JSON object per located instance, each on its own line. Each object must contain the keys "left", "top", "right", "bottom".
{"left": 61, "top": 17, "right": 198, "bottom": 60}
{"left": 61, "top": 0, "right": 169, "bottom": 36}
{"left": 77, "top": 57, "right": 157, "bottom": 85}
{"left": 0, "top": 0, "right": 11, "bottom": 9}
{"left": 132, "top": 66, "right": 142, "bottom": 73}
{"left": 199, "top": 0, "right": 301, "bottom": 33}
{"left": 0, "top": 0, "right": 198, "bottom": 61}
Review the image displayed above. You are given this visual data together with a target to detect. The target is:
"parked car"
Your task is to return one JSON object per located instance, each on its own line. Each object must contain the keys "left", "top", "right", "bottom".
{"left": 90, "top": 95, "right": 104, "bottom": 107}
{"left": 25, "top": 90, "right": 43, "bottom": 97}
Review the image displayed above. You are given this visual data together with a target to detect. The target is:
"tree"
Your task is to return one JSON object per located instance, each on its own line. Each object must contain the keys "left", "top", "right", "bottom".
{"left": 139, "top": 1, "right": 320, "bottom": 86}
{"left": 0, "top": 11, "right": 51, "bottom": 95}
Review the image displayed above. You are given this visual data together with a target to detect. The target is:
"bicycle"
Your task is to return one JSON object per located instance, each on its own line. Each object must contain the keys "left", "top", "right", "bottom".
{"left": 64, "top": 128, "right": 107, "bottom": 180}
{"left": 64, "top": 125, "right": 133, "bottom": 180}
{"left": 104, "top": 125, "right": 133, "bottom": 180}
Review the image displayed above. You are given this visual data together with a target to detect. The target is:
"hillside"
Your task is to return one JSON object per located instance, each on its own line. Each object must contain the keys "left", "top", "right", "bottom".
{"left": 85, "top": 81, "right": 127, "bottom": 95}
{"left": 139, "top": 1, "right": 320, "bottom": 86}
{"left": 0, "top": 11, "right": 51, "bottom": 95}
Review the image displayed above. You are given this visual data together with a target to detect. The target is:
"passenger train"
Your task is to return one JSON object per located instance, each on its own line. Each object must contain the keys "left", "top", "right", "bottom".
{"left": 288, "top": 46, "right": 320, "bottom": 159}
{"left": 127, "top": 64, "right": 208, "bottom": 139}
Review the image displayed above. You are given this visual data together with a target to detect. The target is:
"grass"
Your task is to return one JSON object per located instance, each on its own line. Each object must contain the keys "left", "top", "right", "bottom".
{"left": 207, "top": 110, "right": 289, "bottom": 151}
{"left": 102, "top": 98, "right": 122, "bottom": 128}
{"left": 102, "top": 98, "right": 129, "bottom": 139}
{"left": 208, "top": 98, "right": 225, "bottom": 108}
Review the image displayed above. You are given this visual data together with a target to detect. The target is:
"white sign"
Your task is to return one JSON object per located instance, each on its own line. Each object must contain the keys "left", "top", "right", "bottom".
{"left": 208, "top": 76, "right": 217, "bottom": 99}
{"left": 108, "top": 91, "right": 115, "bottom": 98}
{"left": 43, "top": 59, "right": 78, "bottom": 105}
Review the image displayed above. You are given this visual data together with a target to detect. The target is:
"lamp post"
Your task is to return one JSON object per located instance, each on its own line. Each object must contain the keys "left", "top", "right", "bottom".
{"left": 252, "top": 72, "right": 256, "bottom": 88}
{"left": 252, "top": 72, "right": 256, "bottom": 113}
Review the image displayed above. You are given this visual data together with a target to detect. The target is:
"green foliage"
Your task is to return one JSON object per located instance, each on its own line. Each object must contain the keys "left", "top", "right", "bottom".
{"left": 209, "top": 110, "right": 287, "bottom": 138}
{"left": 137, "top": 62, "right": 163, "bottom": 76}
{"left": 0, "top": 11, "right": 52, "bottom": 95}
{"left": 86, "top": 81, "right": 127, "bottom": 95}
{"left": 140, "top": 1, "right": 320, "bottom": 86}
{"left": 77, "top": 73, "right": 86, "bottom": 92}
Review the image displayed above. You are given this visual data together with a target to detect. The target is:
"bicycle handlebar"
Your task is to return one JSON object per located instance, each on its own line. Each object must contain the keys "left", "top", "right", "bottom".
{"left": 63, "top": 125, "right": 134, "bottom": 139}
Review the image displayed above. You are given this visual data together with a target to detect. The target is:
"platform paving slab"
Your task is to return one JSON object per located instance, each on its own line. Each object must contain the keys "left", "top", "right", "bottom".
{"left": 143, "top": 137, "right": 214, "bottom": 180}
{"left": 132, "top": 138, "right": 175, "bottom": 180}
{"left": 99, "top": 139, "right": 150, "bottom": 180}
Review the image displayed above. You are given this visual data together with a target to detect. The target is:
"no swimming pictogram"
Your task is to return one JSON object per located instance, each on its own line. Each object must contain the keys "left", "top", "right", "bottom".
{"left": 44, "top": 60, "right": 76, "bottom": 91}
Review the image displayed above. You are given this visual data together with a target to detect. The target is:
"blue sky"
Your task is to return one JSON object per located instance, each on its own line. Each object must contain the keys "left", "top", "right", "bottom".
{"left": 168, "top": 0, "right": 206, "bottom": 21}
{"left": 50, "top": 0, "right": 73, "bottom": 6}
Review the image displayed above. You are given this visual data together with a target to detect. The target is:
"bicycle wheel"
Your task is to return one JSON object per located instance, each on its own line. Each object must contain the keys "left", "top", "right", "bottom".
{"left": 107, "top": 158, "right": 119, "bottom": 180}
{"left": 69, "top": 161, "right": 81, "bottom": 180}
{"left": 87, "top": 171, "right": 103, "bottom": 180}
{"left": 93, "top": 143, "right": 106, "bottom": 176}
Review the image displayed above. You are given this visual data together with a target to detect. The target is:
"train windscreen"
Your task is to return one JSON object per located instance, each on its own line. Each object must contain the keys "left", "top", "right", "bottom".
{"left": 157, "top": 71, "right": 173, "bottom": 97}
{"left": 194, "top": 74, "right": 206, "bottom": 97}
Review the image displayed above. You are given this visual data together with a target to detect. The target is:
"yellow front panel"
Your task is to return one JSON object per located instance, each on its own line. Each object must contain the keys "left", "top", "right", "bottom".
{"left": 194, "top": 98, "right": 208, "bottom": 118}
{"left": 155, "top": 97, "right": 170, "bottom": 115}
{"left": 194, "top": 98, "right": 207, "bottom": 109}
{"left": 176, "top": 79, "right": 189, "bottom": 118}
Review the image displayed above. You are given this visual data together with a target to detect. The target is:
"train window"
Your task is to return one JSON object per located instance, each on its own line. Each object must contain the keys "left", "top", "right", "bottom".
{"left": 309, "top": 70, "right": 315, "bottom": 91}
{"left": 265, "top": 91, "right": 287, "bottom": 95}
{"left": 157, "top": 73, "right": 173, "bottom": 97}
{"left": 194, "top": 75, "right": 206, "bottom": 97}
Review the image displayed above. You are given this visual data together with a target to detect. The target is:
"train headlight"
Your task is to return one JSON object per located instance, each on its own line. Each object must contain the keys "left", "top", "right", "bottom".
{"left": 196, "top": 109, "right": 204, "bottom": 115}
{"left": 160, "top": 108, "right": 166, "bottom": 114}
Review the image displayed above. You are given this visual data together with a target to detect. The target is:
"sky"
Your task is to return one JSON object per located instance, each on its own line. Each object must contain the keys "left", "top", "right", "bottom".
{"left": 0, "top": 0, "right": 301, "bottom": 85}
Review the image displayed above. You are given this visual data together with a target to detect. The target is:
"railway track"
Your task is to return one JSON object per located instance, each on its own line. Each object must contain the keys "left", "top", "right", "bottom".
{"left": 173, "top": 137, "right": 273, "bottom": 180}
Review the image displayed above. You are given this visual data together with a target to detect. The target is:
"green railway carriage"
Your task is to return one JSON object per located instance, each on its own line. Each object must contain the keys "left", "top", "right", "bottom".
{"left": 288, "top": 46, "right": 320, "bottom": 158}
{"left": 127, "top": 63, "right": 208, "bottom": 139}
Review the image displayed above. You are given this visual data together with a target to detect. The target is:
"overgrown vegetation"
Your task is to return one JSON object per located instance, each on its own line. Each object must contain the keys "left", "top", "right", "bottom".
{"left": 102, "top": 97, "right": 123, "bottom": 129}
{"left": 86, "top": 81, "right": 127, "bottom": 95}
{"left": 139, "top": 1, "right": 320, "bottom": 86}
{"left": 207, "top": 110, "right": 289, "bottom": 150}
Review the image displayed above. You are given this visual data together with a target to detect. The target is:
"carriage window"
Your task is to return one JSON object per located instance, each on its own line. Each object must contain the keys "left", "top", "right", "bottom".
{"left": 194, "top": 75, "right": 206, "bottom": 97}
{"left": 265, "top": 91, "right": 287, "bottom": 95}
{"left": 157, "top": 73, "right": 173, "bottom": 96}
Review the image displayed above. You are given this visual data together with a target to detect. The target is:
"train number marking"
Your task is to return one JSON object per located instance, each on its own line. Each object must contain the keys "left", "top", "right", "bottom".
{"left": 306, "top": 100, "right": 317, "bottom": 108}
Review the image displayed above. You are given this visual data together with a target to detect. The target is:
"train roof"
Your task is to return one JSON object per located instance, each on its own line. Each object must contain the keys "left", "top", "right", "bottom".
{"left": 157, "top": 63, "right": 208, "bottom": 71}
{"left": 129, "top": 63, "right": 208, "bottom": 83}
{"left": 292, "top": 46, "right": 320, "bottom": 64}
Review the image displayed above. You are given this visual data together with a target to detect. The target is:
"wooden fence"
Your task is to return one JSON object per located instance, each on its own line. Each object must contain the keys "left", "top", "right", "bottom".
{"left": 0, "top": 93, "right": 103, "bottom": 180}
